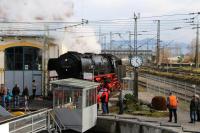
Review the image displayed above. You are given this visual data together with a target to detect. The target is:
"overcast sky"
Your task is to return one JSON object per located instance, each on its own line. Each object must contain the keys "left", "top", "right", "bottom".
{"left": 1, "top": 0, "right": 199, "bottom": 49}
{"left": 72, "top": 0, "right": 200, "bottom": 44}
{"left": 73, "top": 0, "right": 200, "bottom": 19}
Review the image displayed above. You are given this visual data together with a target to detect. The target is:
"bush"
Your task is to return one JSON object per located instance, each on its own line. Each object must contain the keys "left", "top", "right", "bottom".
{"left": 151, "top": 96, "right": 167, "bottom": 111}
{"left": 124, "top": 94, "right": 134, "bottom": 101}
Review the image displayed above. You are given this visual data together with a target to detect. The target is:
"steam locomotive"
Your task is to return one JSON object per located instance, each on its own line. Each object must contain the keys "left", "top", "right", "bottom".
{"left": 48, "top": 51, "right": 122, "bottom": 90}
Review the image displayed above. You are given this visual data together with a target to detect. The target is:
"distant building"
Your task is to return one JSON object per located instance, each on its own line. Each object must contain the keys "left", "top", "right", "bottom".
{"left": 0, "top": 35, "right": 59, "bottom": 96}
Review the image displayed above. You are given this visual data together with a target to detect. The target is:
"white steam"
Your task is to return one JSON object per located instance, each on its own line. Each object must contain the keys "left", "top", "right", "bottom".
{"left": 0, "top": 0, "right": 101, "bottom": 54}
{"left": 0, "top": 0, "right": 74, "bottom": 21}
{"left": 59, "top": 27, "right": 101, "bottom": 54}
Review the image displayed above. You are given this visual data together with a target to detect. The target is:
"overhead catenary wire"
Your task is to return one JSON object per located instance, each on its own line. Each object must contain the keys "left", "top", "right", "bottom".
{"left": 0, "top": 11, "right": 199, "bottom": 46}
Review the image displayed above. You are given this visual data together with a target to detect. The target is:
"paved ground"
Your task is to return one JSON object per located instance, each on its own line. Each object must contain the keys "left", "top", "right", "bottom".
{"left": 0, "top": 92, "right": 199, "bottom": 132}
{"left": 107, "top": 91, "right": 200, "bottom": 132}
{"left": 137, "top": 91, "right": 200, "bottom": 132}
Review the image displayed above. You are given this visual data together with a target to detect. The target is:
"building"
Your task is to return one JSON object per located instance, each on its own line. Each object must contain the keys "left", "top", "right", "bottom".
{"left": 0, "top": 35, "right": 59, "bottom": 96}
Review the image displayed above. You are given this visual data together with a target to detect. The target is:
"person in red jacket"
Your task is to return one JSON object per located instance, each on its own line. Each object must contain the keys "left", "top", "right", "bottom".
{"left": 104, "top": 88, "right": 110, "bottom": 114}
{"left": 101, "top": 89, "right": 108, "bottom": 114}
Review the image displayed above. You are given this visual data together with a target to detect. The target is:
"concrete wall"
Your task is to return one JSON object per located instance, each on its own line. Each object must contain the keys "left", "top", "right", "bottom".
{"left": 93, "top": 117, "right": 178, "bottom": 133}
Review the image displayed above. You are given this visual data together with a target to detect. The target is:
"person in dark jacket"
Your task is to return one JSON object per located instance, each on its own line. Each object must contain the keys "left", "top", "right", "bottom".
{"left": 0, "top": 85, "right": 7, "bottom": 107}
{"left": 190, "top": 95, "right": 198, "bottom": 123}
{"left": 12, "top": 84, "right": 20, "bottom": 108}
{"left": 118, "top": 89, "right": 124, "bottom": 114}
{"left": 196, "top": 95, "right": 200, "bottom": 121}
{"left": 22, "top": 86, "right": 29, "bottom": 112}
{"left": 32, "top": 80, "right": 36, "bottom": 99}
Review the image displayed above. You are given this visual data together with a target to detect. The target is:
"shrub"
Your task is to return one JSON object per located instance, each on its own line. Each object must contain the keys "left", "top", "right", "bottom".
{"left": 151, "top": 96, "right": 167, "bottom": 111}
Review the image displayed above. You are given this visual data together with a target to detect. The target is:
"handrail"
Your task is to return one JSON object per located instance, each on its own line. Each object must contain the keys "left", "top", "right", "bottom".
{"left": 0, "top": 108, "right": 51, "bottom": 124}
{"left": 52, "top": 110, "right": 65, "bottom": 129}
{"left": 9, "top": 118, "right": 46, "bottom": 133}
{"left": 48, "top": 111, "right": 62, "bottom": 133}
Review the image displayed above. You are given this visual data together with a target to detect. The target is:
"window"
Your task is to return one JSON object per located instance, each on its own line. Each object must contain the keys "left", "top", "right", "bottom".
{"left": 53, "top": 87, "right": 82, "bottom": 110}
{"left": 86, "top": 89, "right": 97, "bottom": 107}
{"left": 5, "top": 46, "right": 42, "bottom": 70}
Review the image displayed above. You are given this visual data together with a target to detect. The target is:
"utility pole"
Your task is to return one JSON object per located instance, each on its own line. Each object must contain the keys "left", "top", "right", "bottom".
{"left": 110, "top": 32, "right": 112, "bottom": 50}
{"left": 104, "top": 35, "right": 106, "bottom": 51}
{"left": 42, "top": 25, "right": 49, "bottom": 97}
{"left": 133, "top": 13, "right": 139, "bottom": 101}
{"left": 129, "top": 31, "right": 132, "bottom": 58}
{"left": 134, "top": 14, "right": 138, "bottom": 56}
{"left": 195, "top": 23, "right": 199, "bottom": 68}
{"left": 99, "top": 26, "right": 102, "bottom": 50}
{"left": 156, "top": 20, "right": 160, "bottom": 67}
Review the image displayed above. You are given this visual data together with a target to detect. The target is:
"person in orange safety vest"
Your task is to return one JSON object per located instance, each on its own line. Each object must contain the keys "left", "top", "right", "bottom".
{"left": 167, "top": 91, "right": 178, "bottom": 123}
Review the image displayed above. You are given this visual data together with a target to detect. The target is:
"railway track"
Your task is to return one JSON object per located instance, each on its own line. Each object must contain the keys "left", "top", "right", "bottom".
{"left": 142, "top": 66, "right": 200, "bottom": 76}
{"left": 139, "top": 73, "right": 200, "bottom": 102}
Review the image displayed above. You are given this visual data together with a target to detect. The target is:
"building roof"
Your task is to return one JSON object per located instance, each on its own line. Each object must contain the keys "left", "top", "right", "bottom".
{"left": 50, "top": 78, "right": 99, "bottom": 90}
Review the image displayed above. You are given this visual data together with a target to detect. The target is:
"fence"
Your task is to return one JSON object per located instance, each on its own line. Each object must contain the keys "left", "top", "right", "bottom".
{"left": 139, "top": 73, "right": 200, "bottom": 102}
{"left": 0, "top": 108, "right": 63, "bottom": 133}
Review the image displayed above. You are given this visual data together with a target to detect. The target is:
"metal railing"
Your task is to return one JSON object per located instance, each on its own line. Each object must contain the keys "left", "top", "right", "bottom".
{"left": 48, "top": 111, "right": 62, "bottom": 133}
{"left": 8, "top": 109, "right": 50, "bottom": 133}
{"left": 5, "top": 109, "right": 68, "bottom": 133}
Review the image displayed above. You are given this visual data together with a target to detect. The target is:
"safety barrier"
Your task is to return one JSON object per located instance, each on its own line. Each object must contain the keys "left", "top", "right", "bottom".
{"left": 0, "top": 108, "right": 64, "bottom": 133}
{"left": 94, "top": 116, "right": 180, "bottom": 133}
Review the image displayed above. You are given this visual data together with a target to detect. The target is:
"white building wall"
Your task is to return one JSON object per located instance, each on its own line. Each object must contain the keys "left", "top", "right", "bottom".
{"left": 49, "top": 45, "right": 59, "bottom": 58}
{"left": 49, "top": 45, "right": 59, "bottom": 79}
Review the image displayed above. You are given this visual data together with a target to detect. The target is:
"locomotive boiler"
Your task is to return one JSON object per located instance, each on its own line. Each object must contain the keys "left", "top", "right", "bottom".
{"left": 48, "top": 51, "right": 122, "bottom": 90}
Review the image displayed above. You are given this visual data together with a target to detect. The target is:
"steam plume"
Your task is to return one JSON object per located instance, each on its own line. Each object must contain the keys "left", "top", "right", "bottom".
{"left": 0, "top": 0, "right": 101, "bottom": 54}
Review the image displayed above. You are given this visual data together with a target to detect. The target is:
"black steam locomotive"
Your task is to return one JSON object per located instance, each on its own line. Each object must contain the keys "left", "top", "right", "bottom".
{"left": 48, "top": 51, "right": 122, "bottom": 80}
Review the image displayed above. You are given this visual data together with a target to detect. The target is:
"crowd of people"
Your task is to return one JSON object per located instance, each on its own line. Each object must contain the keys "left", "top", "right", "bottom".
{"left": 0, "top": 80, "right": 37, "bottom": 111}
{"left": 166, "top": 92, "right": 200, "bottom": 124}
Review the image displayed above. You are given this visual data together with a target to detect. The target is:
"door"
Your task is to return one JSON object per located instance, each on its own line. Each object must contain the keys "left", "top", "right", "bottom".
{"left": 32, "top": 72, "right": 42, "bottom": 95}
